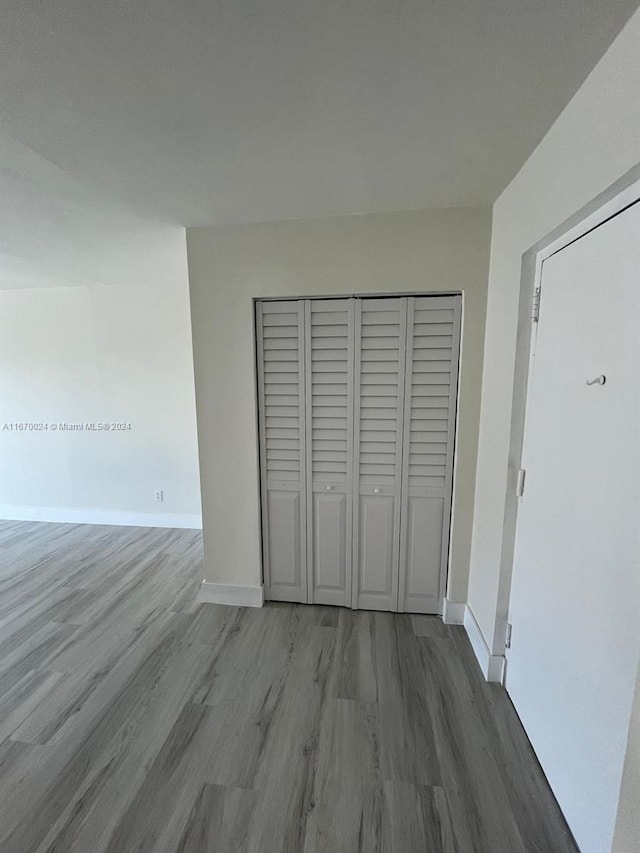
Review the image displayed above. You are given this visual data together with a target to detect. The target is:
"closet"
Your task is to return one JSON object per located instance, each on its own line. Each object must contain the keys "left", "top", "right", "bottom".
{"left": 255, "top": 294, "right": 460, "bottom": 613}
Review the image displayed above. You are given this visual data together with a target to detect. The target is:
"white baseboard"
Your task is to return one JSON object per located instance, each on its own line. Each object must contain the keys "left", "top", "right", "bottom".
{"left": 442, "top": 598, "right": 465, "bottom": 624}
{"left": 199, "top": 580, "right": 264, "bottom": 608}
{"left": 0, "top": 505, "right": 202, "bottom": 530}
{"left": 463, "top": 605, "right": 506, "bottom": 684}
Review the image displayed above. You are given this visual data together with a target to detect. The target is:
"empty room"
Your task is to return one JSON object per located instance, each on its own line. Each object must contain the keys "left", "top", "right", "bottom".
{"left": 0, "top": 2, "right": 638, "bottom": 852}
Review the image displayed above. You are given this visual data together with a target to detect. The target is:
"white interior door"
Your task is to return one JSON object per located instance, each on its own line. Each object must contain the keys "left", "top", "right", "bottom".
{"left": 256, "top": 300, "right": 307, "bottom": 602}
{"left": 352, "top": 297, "right": 407, "bottom": 611}
{"left": 306, "top": 298, "right": 354, "bottom": 606}
{"left": 399, "top": 295, "right": 460, "bottom": 613}
{"left": 506, "top": 202, "right": 640, "bottom": 853}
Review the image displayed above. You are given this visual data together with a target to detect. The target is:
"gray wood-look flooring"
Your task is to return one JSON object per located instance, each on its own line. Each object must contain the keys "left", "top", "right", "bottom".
{"left": 0, "top": 520, "right": 578, "bottom": 853}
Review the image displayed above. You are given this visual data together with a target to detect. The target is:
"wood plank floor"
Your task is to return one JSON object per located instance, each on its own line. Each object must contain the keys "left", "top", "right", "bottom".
{"left": 0, "top": 520, "right": 578, "bottom": 853}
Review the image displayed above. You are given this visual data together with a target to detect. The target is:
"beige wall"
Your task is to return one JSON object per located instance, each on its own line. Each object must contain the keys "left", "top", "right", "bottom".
{"left": 0, "top": 280, "right": 202, "bottom": 525}
{"left": 468, "top": 8, "right": 640, "bottom": 650}
{"left": 187, "top": 207, "right": 491, "bottom": 600}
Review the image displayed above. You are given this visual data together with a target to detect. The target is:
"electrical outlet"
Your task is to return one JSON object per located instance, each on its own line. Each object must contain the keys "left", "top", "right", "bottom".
{"left": 154, "top": 490, "right": 164, "bottom": 502}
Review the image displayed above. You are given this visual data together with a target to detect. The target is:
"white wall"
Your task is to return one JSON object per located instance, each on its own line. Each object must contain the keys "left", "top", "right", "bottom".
{"left": 468, "top": 9, "right": 640, "bottom": 653}
{"left": 613, "top": 655, "right": 640, "bottom": 853}
{"left": 0, "top": 278, "right": 202, "bottom": 528}
{"left": 186, "top": 207, "right": 491, "bottom": 601}
{"left": 466, "top": 10, "right": 640, "bottom": 851}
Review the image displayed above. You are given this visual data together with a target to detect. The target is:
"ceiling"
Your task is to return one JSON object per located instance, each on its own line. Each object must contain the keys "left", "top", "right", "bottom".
{"left": 1, "top": 0, "right": 637, "bottom": 289}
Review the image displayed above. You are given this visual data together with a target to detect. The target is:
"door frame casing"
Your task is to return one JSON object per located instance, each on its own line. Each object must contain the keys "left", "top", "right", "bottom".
{"left": 495, "top": 163, "right": 640, "bottom": 665}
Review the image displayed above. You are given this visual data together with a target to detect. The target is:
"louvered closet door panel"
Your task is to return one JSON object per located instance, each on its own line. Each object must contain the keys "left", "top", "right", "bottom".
{"left": 352, "top": 297, "right": 407, "bottom": 611}
{"left": 306, "top": 299, "right": 354, "bottom": 606}
{"left": 257, "top": 300, "right": 307, "bottom": 603}
{"left": 399, "top": 295, "right": 461, "bottom": 613}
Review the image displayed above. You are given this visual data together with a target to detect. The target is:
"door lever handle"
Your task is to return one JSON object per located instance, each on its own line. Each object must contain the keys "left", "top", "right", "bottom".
{"left": 586, "top": 375, "right": 606, "bottom": 386}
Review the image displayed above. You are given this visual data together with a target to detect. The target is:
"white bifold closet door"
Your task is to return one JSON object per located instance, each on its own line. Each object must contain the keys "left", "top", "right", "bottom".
{"left": 257, "top": 294, "right": 460, "bottom": 612}
{"left": 399, "top": 296, "right": 460, "bottom": 613}
{"left": 352, "top": 298, "right": 407, "bottom": 611}
{"left": 305, "top": 299, "right": 354, "bottom": 606}
{"left": 256, "top": 300, "right": 308, "bottom": 602}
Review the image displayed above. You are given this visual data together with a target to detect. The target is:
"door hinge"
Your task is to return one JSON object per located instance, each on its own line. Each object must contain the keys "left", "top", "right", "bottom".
{"left": 516, "top": 468, "right": 526, "bottom": 497}
{"left": 505, "top": 622, "right": 513, "bottom": 649}
{"left": 531, "top": 287, "right": 541, "bottom": 323}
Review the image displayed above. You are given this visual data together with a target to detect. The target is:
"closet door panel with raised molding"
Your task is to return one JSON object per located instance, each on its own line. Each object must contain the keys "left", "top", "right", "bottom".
{"left": 352, "top": 297, "right": 407, "bottom": 611}
{"left": 256, "top": 300, "right": 307, "bottom": 603}
{"left": 399, "top": 295, "right": 461, "bottom": 613}
{"left": 305, "top": 299, "right": 355, "bottom": 606}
